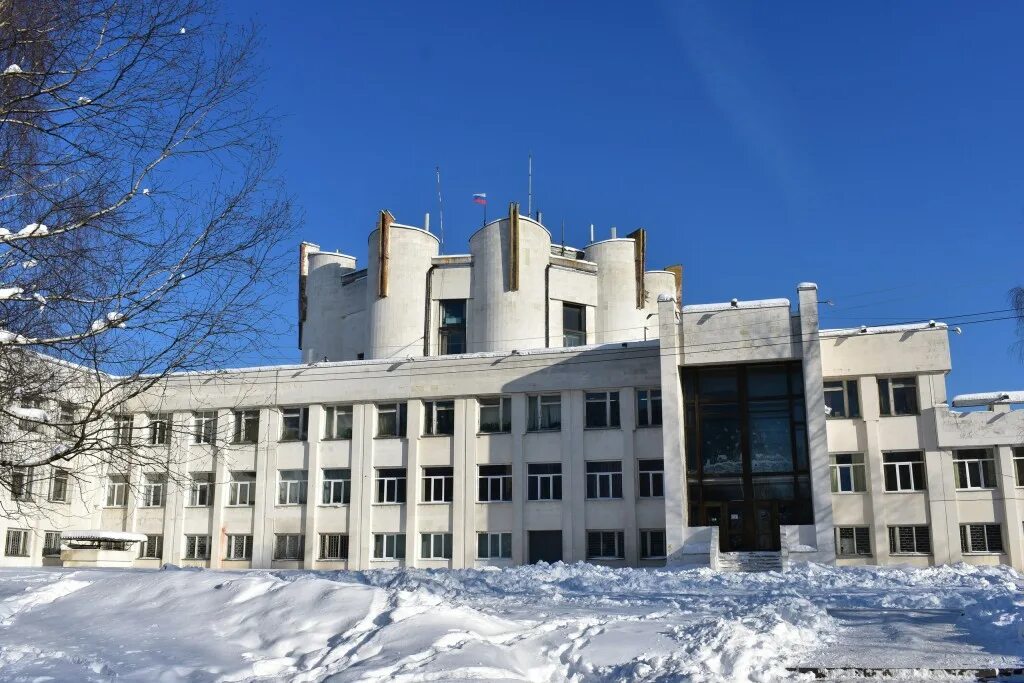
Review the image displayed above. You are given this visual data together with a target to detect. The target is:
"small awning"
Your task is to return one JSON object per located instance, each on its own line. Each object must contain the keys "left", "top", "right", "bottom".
{"left": 61, "top": 530, "right": 148, "bottom": 543}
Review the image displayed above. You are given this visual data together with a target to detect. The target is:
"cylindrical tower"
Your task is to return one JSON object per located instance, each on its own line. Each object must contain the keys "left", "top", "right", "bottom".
{"left": 642, "top": 270, "right": 678, "bottom": 341}
{"left": 301, "top": 248, "right": 357, "bottom": 363}
{"left": 366, "top": 222, "right": 439, "bottom": 359}
{"left": 468, "top": 213, "right": 551, "bottom": 353}
{"left": 584, "top": 238, "right": 648, "bottom": 343}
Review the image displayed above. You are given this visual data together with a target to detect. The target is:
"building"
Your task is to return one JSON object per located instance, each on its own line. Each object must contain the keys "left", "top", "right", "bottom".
{"left": 2, "top": 208, "right": 1023, "bottom": 571}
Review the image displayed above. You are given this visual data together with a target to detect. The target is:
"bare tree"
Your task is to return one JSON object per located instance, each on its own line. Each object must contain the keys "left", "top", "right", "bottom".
{"left": 0, "top": 0, "right": 292, "bottom": 502}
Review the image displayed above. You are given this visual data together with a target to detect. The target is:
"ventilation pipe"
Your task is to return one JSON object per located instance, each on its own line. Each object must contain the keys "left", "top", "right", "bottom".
{"left": 611, "top": 226, "right": 617, "bottom": 238}
{"left": 424, "top": 212, "right": 430, "bottom": 232}
{"left": 589, "top": 224, "right": 595, "bottom": 242}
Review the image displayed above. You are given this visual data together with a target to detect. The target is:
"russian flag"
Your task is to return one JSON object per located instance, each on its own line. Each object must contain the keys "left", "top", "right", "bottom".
{"left": 472, "top": 193, "right": 487, "bottom": 205}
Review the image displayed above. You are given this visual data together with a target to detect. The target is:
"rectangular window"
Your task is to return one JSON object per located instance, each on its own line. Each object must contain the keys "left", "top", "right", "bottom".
{"left": 1015, "top": 447, "right": 1024, "bottom": 487}
{"left": 420, "top": 532, "right": 453, "bottom": 559}
{"left": 638, "top": 459, "right": 664, "bottom": 498}
{"left": 423, "top": 400, "right": 455, "bottom": 436}
{"left": 48, "top": 467, "right": 69, "bottom": 503}
{"left": 5, "top": 529, "right": 28, "bottom": 556}
{"left": 830, "top": 453, "right": 867, "bottom": 493}
{"left": 527, "top": 463, "right": 562, "bottom": 501}
{"left": 233, "top": 410, "right": 259, "bottom": 444}
{"left": 184, "top": 534, "right": 210, "bottom": 560}
{"left": 322, "top": 468, "right": 351, "bottom": 505}
{"left": 835, "top": 527, "right": 871, "bottom": 557}
{"left": 439, "top": 299, "right": 467, "bottom": 354}
{"left": 883, "top": 452, "right": 926, "bottom": 492}
{"left": 18, "top": 396, "right": 45, "bottom": 432}
{"left": 43, "top": 531, "right": 62, "bottom": 557}
{"left": 376, "top": 468, "right": 407, "bottom": 503}
{"left": 823, "top": 380, "right": 860, "bottom": 419}
{"left": 527, "top": 394, "right": 561, "bottom": 431}
{"left": 585, "top": 460, "right": 623, "bottom": 499}
{"left": 563, "top": 302, "right": 586, "bottom": 347}
{"left": 477, "top": 532, "right": 512, "bottom": 559}
{"left": 193, "top": 411, "right": 218, "bottom": 444}
{"left": 188, "top": 472, "right": 214, "bottom": 507}
{"left": 376, "top": 402, "right": 408, "bottom": 438}
{"left": 319, "top": 533, "right": 350, "bottom": 560}
{"left": 478, "top": 464, "right": 512, "bottom": 502}
{"left": 113, "top": 414, "right": 134, "bottom": 446}
{"left": 141, "top": 473, "right": 165, "bottom": 507}
{"left": 274, "top": 534, "right": 304, "bottom": 560}
{"left": 953, "top": 449, "right": 995, "bottom": 490}
{"left": 636, "top": 389, "right": 662, "bottom": 427}
{"left": 226, "top": 534, "right": 253, "bottom": 560}
{"left": 888, "top": 525, "right": 931, "bottom": 554}
{"left": 277, "top": 469, "right": 308, "bottom": 505}
{"left": 640, "top": 529, "right": 666, "bottom": 559}
{"left": 280, "top": 407, "right": 309, "bottom": 441}
{"left": 56, "top": 402, "right": 76, "bottom": 438}
{"left": 324, "top": 405, "right": 353, "bottom": 440}
{"left": 422, "top": 466, "right": 454, "bottom": 503}
{"left": 878, "top": 377, "right": 918, "bottom": 416}
{"left": 585, "top": 391, "right": 620, "bottom": 429}
{"left": 586, "top": 530, "right": 625, "bottom": 559}
{"left": 228, "top": 471, "right": 257, "bottom": 506}
{"left": 148, "top": 413, "right": 172, "bottom": 445}
{"left": 105, "top": 474, "right": 128, "bottom": 507}
{"left": 959, "top": 524, "right": 1003, "bottom": 554}
{"left": 139, "top": 534, "right": 163, "bottom": 559}
{"left": 9, "top": 466, "right": 32, "bottom": 500}
{"left": 372, "top": 533, "right": 406, "bottom": 560}
{"left": 479, "top": 396, "right": 512, "bottom": 433}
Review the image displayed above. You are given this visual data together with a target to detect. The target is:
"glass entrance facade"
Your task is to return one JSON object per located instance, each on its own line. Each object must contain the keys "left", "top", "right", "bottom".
{"left": 684, "top": 362, "right": 813, "bottom": 551}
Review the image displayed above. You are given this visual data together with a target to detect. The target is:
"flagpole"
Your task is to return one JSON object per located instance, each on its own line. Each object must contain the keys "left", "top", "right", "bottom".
{"left": 528, "top": 153, "right": 533, "bottom": 216}
{"left": 435, "top": 166, "right": 445, "bottom": 255}
{"left": 483, "top": 198, "right": 487, "bottom": 226}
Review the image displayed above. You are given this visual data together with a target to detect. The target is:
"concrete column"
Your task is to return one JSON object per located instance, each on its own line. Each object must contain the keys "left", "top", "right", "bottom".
{"left": 566, "top": 390, "right": 585, "bottom": 562}
{"left": 303, "top": 405, "right": 324, "bottom": 568}
{"left": 620, "top": 387, "right": 639, "bottom": 564}
{"left": 657, "top": 295, "right": 687, "bottom": 563}
{"left": 164, "top": 413, "right": 191, "bottom": 564}
{"left": 995, "top": 445, "right": 1023, "bottom": 569}
{"left": 452, "top": 398, "right": 472, "bottom": 568}
{"left": 798, "top": 283, "right": 836, "bottom": 562}
{"left": 348, "top": 404, "right": 372, "bottom": 569}
{"left": 253, "top": 408, "right": 276, "bottom": 567}
{"left": 860, "top": 376, "right": 890, "bottom": 565}
{"left": 927, "top": 449, "right": 960, "bottom": 565}
{"left": 512, "top": 397, "right": 527, "bottom": 565}
{"left": 404, "top": 400, "right": 423, "bottom": 567}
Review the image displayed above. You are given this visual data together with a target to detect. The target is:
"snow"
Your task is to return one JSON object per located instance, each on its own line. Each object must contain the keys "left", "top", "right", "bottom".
{"left": 0, "top": 563, "right": 1020, "bottom": 681}
{"left": 17, "top": 223, "right": 48, "bottom": 237}
{"left": 142, "top": 187, "right": 150, "bottom": 196}
{"left": 682, "top": 298, "right": 790, "bottom": 313}
{"left": 3, "top": 64, "right": 21, "bottom": 74}
{"left": 0, "top": 329, "right": 28, "bottom": 344}
{"left": 76, "top": 96, "right": 91, "bottom": 105}
{"left": 20, "top": 259, "right": 37, "bottom": 269}
{"left": 820, "top": 322, "right": 947, "bottom": 338}
{"left": 952, "top": 391, "right": 1024, "bottom": 407}
{"left": 0, "top": 286, "right": 23, "bottom": 300}
{"left": 9, "top": 405, "right": 48, "bottom": 422}
{"left": 60, "top": 531, "right": 148, "bottom": 543}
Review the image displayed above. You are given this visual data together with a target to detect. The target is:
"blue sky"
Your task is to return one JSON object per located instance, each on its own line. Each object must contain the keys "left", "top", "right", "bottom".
{"left": 229, "top": 1, "right": 1022, "bottom": 397}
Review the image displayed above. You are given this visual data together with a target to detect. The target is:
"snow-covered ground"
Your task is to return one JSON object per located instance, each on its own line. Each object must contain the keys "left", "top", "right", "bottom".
{"left": 0, "top": 562, "right": 1021, "bottom": 682}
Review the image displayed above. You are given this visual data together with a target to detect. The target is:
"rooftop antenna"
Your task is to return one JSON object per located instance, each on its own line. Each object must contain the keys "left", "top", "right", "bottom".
{"left": 527, "top": 152, "right": 533, "bottom": 216}
{"left": 435, "top": 166, "right": 445, "bottom": 254}
{"left": 560, "top": 218, "right": 565, "bottom": 250}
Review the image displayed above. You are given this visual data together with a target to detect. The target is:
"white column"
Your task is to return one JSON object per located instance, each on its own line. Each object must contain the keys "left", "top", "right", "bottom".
{"left": 303, "top": 405, "right": 324, "bottom": 568}
{"left": 996, "top": 445, "right": 1023, "bottom": 569}
{"left": 457, "top": 398, "right": 479, "bottom": 568}
{"left": 253, "top": 408, "right": 276, "bottom": 567}
{"left": 620, "top": 388, "right": 639, "bottom": 564}
{"left": 860, "top": 376, "right": 890, "bottom": 565}
{"left": 657, "top": 295, "right": 687, "bottom": 563}
{"left": 348, "top": 404, "right": 372, "bottom": 569}
{"left": 565, "top": 390, "right": 585, "bottom": 562}
{"left": 404, "top": 400, "right": 423, "bottom": 567}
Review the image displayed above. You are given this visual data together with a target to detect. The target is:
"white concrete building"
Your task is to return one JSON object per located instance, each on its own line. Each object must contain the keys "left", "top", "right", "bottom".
{"left": 3, "top": 209, "right": 1023, "bottom": 572}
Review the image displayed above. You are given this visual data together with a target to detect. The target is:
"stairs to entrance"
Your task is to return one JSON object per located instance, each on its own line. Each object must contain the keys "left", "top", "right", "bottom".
{"left": 715, "top": 550, "right": 785, "bottom": 572}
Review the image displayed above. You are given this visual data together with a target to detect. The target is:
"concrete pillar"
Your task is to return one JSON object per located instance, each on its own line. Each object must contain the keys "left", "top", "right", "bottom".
{"left": 927, "top": 449, "right": 961, "bottom": 565}
{"left": 252, "top": 408, "right": 276, "bottom": 567}
{"left": 995, "top": 445, "right": 1023, "bottom": 569}
{"left": 566, "top": 390, "right": 585, "bottom": 562}
{"left": 303, "top": 405, "right": 324, "bottom": 568}
{"left": 348, "top": 404, "right": 372, "bottom": 569}
{"left": 860, "top": 376, "right": 890, "bottom": 565}
{"left": 453, "top": 398, "right": 473, "bottom": 568}
{"left": 404, "top": 400, "right": 423, "bottom": 567}
{"left": 164, "top": 412, "right": 191, "bottom": 564}
{"left": 620, "top": 387, "right": 639, "bottom": 564}
{"left": 512, "top": 396, "right": 527, "bottom": 565}
{"left": 658, "top": 295, "right": 687, "bottom": 563}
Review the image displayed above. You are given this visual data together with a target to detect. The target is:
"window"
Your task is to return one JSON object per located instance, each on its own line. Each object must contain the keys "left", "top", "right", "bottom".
{"left": 325, "top": 405, "right": 353, "bottom": 440}
{"left": 184, "top": 534, "right": 210, "bottom": 560}
{"left": 586, "top": 530, "right": 625, "bottom": 559}
{"left": 585, "top": 391, "right": 620, "bottom": 429}
{"left": 376, "top": 468, "right": 407, "bottom": 503}
{"left": 56, "top": 402, "right": 76, "bottom": 438}
{"left": 563, "top": 302, "right": 586, "bottom": 346}
{"left": 113, "top": 414, "right": 133, "bottom": 445}
{"left": 478, "top": 464, "right": 512, "bottom": 502}
{"left": 226, "top": 534, "right": 253, "bottom": 560}
{"left": 194, "top": 411, "right": 218, "bottom": 444}
{"left": 830, "top": 454, "right": 867, "bottom": 493}
{"left": 888, "top": 525, "right": 930, "bottom": 554}
{"left": 479, "top": 396, "right": 511, "bottom": 433}
{"left": 280, "top": 406, "right": 309, "bottom": 441}
{"left": 43, "top": 531, "right": 62, "bottom": 557}
{"left": 274, "top": 534, "right": 304, "bottom": 560}
{"left": 960, "top": 524, "right": 1003, "bottom": 554}
{"left": 278, "top": 469, "right": 308, "bottom": 505}
{"left": 527, "top": 463, "right": 562, "bottom": 501}
{"left": 638, "top": 459, "right": 664, "bottom": 498}
{"left": 823, "top": 380, "right": 860, "bottom": 419}
{"left": 228, "top": 471, "right": 256, "bottom": 506}
{"left": 477, "top": 532, "right": 512, "bottom": 559}
{"left": 373, "top": 533, "right": 406, "bottom": 560}
{"left": 19, "top": 396, "right": 45, "bottom": 432}
{"left": 423, "top": 400, "right": 455, "bottom": 436}
{"left": 636, "top": 389, "right": 662, "bottom": 427}
{"left": 585, "top": 461, "right": 623, "bottom": 499}
{"left": 878, "top": 377, "right": 918, "bottom": 416}
{"left": 48, "top": 468, "right": 69, "bottom": 503}
{"left": 1016, "top": 447, "right": 1024, "bottom": 487}
{"left": 9, "top": 466, "right": 32, "bottom": 500}
{"left": 105, "top": 474, "right": 128, "bottom": 507}
{"left": 377, "top": 402, "right": 408, "bottom": 438}
{"left": 835, "top": 527, "right": 871, "bottom": 557}
{"left": 439, "top": 299, "right": 467, "bottom": 354}
{"left": 233, "top": 410, "right": 259, "bottom": 444}
{"left": 883, "top": 452, "right": 926, "bottom": 492}
{"left": 953, "top": 449, "right": 995, "bottom": 490}
{"left": 420, "top": 532, "right": 453, "bottom": 559}
{"left": 5, "top": 529, "right": 29, "bottom": 556}
{"left": 322, "top": 468, "right": 351, "bottom": 505}
{"left": 527, "top": 394, "right": 561, "bottom": 431}
{"left": 141, "top": 473, "right": 165, "bottom": 507}
{"left": 147, "top": 413, "right": 171, "bottom": 445}
{"left": 139, "top": 535, "right": 163, "bottom": 559}
{"left": 188, "top": 473, "right": 214, "bottom": 507}
{"left": 320, "top": 533, "right": 349, "bottom": 560}
{"left": 640, "top": 529, "right": 666, "bottom": 559}
{"left": 422, "top": 466, "right": 454, "bottom": 503}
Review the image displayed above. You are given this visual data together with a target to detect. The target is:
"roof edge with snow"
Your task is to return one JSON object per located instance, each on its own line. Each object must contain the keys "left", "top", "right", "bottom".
{"left": 951, "top": 391, "right": 1024, "bottom": 407}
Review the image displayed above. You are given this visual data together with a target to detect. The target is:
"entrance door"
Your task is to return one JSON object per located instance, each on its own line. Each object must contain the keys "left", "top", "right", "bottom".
{"left": 753, "top": 501, "right": 781, "bottom": 551}
{"left": 528, "top": 530, "right": 563, "bottom": 563}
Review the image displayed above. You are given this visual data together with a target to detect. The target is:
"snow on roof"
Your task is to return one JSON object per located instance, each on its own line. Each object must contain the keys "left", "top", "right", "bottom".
{"left": 820, "top": 322, "right": 947, "bottom": 338}
{"left": 61, "top": 530, "right": 148, "bottom": 543}
{"left": 10, "top": 406, "right": 48, "bottom": 422}
{"left": 951, "top": 391, "right": 1024, "bottom": 407}
{"left": 682, "top": 298, "right": 790, "bottom": 314}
